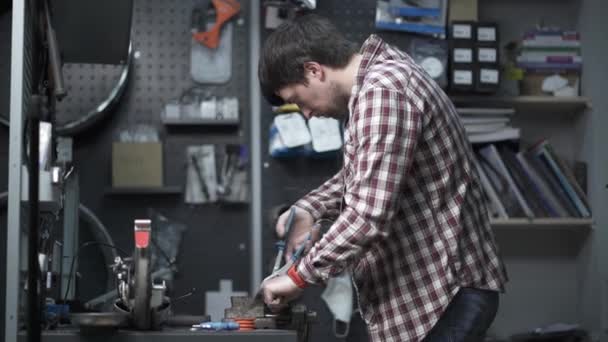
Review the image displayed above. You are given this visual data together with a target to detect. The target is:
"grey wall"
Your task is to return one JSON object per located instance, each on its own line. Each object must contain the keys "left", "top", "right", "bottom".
{"left": 477, "top": 0, "right": 594, "bottom": 338}
{"left": 577, "top": 0, "right": 608, "bottom": 339}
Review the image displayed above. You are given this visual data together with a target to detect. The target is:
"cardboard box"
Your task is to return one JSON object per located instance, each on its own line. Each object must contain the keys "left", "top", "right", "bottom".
{"left": 449, "top": 0, "right": 478, "bottom": 22}
{"left": 520, "top": 70, "right": 580, "bottom": 96}
{"left": 112, "top": 142, "right": 163, "bottom": 188}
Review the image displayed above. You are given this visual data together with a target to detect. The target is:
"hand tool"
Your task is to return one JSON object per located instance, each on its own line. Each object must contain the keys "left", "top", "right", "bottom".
{"left": 272, "top": 207, "right": 296, "bottom": 273}
{"left": 252, "top": 229, "right": 313, "bottom": 303}
{"left": 193, "top": 0, "right": 241, "bottom": 49}
{"left": 190, "top": 154, "right": 210, "bottom": 200}
{"left": 191, "top": 321, "right": 239, "bottom": 331}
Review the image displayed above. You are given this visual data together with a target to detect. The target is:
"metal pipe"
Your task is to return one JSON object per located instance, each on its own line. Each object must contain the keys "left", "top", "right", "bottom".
{"left": 249, "top": 0, "right": 262, "bottom": 295}
{"left": 27, "top": 95, "right": 41, "bottom": 342}
{"left": 6, "top": 2, "right": 26, "bottom": 340}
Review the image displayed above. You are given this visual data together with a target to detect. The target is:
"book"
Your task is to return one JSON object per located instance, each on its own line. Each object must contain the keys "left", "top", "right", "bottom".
{"left": 553, "top": 155, "right": 590, "bottom": 211}
{"left": 524, "top": 149, "right": 580, "bottom": 217}
{"left": 468, "top": 127, "right": 520, "bottom": 144}
{"left": 515, "top": 152, "right": 568, "bottom": 217}
{"left": 464, "top": 123, "right": 507, "bottom": 134}
{"left": 517, "top": 61, "right": 582, "bottom": 70}
{"left": 456, "top": 107, "right": 515, "bottom": 116}
{"left": 499, "top": 147, "right": 550, "bottom": 217}
{"left": 521, "top": 46, "right": 581, "bottom": 55}
{"left": 460, "top": 116, "right": 510, "bottom": 125}
{"left": 474, "top": 158, "right": 508, "bottom": 219}
{"left": 478, "top": 145, "right": 533, "bottom": 218}
{"left": 530, "top": 141, "right": 591, "bottom": 217}
{"left": 522, "top": 39, "right": 580, "bottom": 48}
{"left": 523, "top": 29, "right": 579, "bottom": 41}
{"left": 516, "top": 55, "right": 582, "bottom": 64}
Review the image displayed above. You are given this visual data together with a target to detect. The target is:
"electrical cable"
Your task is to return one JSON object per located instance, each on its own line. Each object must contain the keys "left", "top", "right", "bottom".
{"left": 62, "top": 241, "right": 128, "bottom": 303}
{"left": 151, "top": 237, "right": 174, "bottom": 267}
{"left": 0, "top": 191, "right": 119, "bottom": 293}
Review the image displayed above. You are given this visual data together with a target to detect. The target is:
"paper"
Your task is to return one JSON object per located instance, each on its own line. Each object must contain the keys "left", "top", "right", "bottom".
{"left": 477, "top": 27, "right": 496, "bottom": 41}
{"left": 309, "top": 117, "right": 343, "bottom": 153}
{"left": 274, "top": 113, "right": 312, "bottom": 148}
{"left": 478, "top": 48, "right": 497, "bottom": 63}
{"left": 452, "top": 24, "right": 472, "bottom": 39}
{"left": 480, "top": 69, "right": 499, "bottom": 84}
{"left": 453, "top": 48, "right": 473, "bottom": 63}
{"left": 542, "top": 74, "right": 569, "bottom": 92}
{"left": 453, "top": 70, "right": 473, "bottom": 85}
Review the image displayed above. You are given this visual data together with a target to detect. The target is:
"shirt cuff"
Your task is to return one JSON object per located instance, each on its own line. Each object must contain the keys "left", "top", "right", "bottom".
{"left": 287, "top": 264, "right": 308, "bottom": 289}
{"left": 294, "top": 198, "right": 325, "bottom": 222}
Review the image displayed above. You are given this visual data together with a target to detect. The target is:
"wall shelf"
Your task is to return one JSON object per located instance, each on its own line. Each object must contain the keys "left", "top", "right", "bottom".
{"left": 161, "top": 117, "right": 240, "bottom": 126}
{"left": 104, "top": 186, "right": 182, "bottom": 196}
{"left": 491, "top": 217, "right": 593, "bottom": 229}
{"left": 450, "top": 96, "right": 591, "bottom": 115}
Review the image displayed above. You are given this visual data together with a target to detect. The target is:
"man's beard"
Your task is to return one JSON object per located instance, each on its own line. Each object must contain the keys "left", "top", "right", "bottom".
{"left": 319, "top": 81, "right": 350, "bottom": 119}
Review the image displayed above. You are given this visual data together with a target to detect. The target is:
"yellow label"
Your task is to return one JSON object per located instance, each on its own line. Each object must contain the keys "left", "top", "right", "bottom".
{"left": 505, "top": 65, "right": 524, "bottom": 81}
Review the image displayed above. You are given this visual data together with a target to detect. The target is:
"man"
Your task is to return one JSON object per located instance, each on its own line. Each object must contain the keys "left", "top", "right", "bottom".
{"left": 258, "top": 14, "right": 508, "bottom": 342}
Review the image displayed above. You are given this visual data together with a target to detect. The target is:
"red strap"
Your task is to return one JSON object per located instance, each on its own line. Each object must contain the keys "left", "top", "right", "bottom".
{"left": 287, "top": 265, "right": 307, "bottom": 289}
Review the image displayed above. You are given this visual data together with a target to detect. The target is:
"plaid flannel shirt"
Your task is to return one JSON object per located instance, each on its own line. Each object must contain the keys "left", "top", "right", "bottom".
{"left": 294, "top": 35, "right": 508, "bottom": 342}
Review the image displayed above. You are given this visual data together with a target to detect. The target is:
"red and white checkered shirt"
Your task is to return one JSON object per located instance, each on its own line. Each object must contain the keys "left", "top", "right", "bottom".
{"left": 294, "top": 35, "right": 508, "bottom": 342}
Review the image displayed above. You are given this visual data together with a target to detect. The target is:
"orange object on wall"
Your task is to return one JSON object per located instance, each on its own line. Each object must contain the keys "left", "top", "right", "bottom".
{"left": 193, "top": 0, "right": 241, "bottom": 49}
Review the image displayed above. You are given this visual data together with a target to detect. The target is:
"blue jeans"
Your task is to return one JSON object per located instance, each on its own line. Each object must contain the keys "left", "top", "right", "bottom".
{"left": 422, "top": 287, "right": 499, "bottom": 342}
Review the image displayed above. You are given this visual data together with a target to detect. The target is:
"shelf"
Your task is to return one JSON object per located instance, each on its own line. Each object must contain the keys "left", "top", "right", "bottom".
{"left": 450, "top": 96, "right": 591, "bottom": 114}
{"left": 162, "top": 117, "right": 239, "bottom": 126}
{"left": 490, "top": 217, "right": 593, "bottom": 229}
{"left": 105, "top": 186, "right": 182, "bottom": 196}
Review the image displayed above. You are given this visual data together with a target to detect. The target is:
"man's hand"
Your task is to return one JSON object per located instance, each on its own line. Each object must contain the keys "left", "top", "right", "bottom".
{"left": 276, "top": 207, "right": 321, "bottom": 262}
{"left": 261, "top": 274, "right": 303, "bottom": 312}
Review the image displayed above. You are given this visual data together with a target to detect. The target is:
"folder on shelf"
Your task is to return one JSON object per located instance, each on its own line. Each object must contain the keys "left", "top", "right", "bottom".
{"left": 515, "top": 152, "right": 568, "bottom": 218}
{"left": 474, "top": 158, "right": 508, "bottom": 219}
{"left": 468, "top": 127, "right": 520, "bottom": 144}
{"left": 523, "top": 150, "right": 580, "bottom": 217}
{"left": 477, "top": 145, "right": 532, "bottom": 218}
{"left": 499, "top": 146, "right": 551, "bottom": 218}
{"left": 529, "top": 140, "right": 591, "bottom": 217}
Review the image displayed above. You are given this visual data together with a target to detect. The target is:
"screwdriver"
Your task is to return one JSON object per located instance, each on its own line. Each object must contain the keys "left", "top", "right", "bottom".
{"left": 272, "top": 207, "right": 296, "bottom": 273}
{"left": 191, "top": 321, "right": 240, "bottom": 331}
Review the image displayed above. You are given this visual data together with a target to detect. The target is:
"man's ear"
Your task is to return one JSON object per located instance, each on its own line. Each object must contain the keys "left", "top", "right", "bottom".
{"left": 303, "top": 62, "right": 324, "bottom": 81}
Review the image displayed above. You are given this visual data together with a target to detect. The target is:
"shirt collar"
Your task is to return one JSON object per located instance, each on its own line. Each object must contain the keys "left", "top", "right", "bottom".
{"left": 347, "top": 35, "right": 386, "bottom": 116}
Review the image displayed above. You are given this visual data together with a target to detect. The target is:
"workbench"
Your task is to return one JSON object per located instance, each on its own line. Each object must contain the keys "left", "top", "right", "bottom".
{"left": 18, "top": 328, "right": 297, "bottom": 342}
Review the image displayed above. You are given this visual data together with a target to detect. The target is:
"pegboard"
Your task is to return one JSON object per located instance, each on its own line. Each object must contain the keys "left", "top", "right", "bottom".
{"left": 53, "top": 0, "right": 253, "bottom": 316}
{"left": 55, "top": 0, "right": 250, "bottom": 131}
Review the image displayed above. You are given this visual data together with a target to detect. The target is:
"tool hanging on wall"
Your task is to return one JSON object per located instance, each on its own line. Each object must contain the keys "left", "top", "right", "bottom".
{"left": 192, "top": 0, "right": 241, "bottom": 49}
{"left": 191, "top": 0, "right": 240, "bottom": 83}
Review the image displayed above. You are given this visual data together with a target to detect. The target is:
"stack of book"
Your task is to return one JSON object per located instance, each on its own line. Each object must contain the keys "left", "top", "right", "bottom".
{"left": 517, "top": 29, "right": 581, "bottom": 70}
{"left": 458, "top": 107, "right": 520, "bottom": 144}
{"left": 517, "top": 28, "right": 581, "bottom": 96}
{"left": 474, "top": 140, "right": 590, "bottom": 219}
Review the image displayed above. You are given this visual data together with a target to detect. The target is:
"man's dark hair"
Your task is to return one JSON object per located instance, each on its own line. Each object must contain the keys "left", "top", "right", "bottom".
{"left": 258, "top": 14, "right": 358, "bottom": 105}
